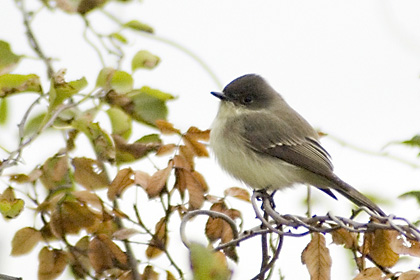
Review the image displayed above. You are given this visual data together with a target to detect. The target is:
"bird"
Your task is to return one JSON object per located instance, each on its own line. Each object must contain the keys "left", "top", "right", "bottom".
{"left": 209, "top": 74, "right": 385, "bottom": 216}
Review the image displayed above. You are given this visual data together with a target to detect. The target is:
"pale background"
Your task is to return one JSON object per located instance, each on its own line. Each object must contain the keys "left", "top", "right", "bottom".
{"left": 1, "top": 0, "right": 420, "bottom": 279}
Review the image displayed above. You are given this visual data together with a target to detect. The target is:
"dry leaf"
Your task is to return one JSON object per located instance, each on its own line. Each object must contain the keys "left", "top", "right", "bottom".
{"left": 40, "top": 154, "right": 71, "bottom": 190}
{"left": 182, "top": 134, "right": 209, "bottom": 157}
{"left": 107, "top": 168, "right": 135, "bottom": 200}
{"left": 331, "top": 228, "right": 357, "bottom": 250}
{"left": 146, "top": 218, "right": 167, "bottom": 259}
{"left": 134, "top": 170, "right": 151, "bottom": 189}
{"left": 146, "top": 161, "right": 173, "bottom": 198}
{"left": 73, "top": 190, "right": 103, "bottom": 213}
{"left": 398, "top": 270, "right": 420, "bottom": 280}
{"left": 142, "top": 265, "right": 159, "bottom": 280}
{"left": 155, "top": 119, "right": 181, "bottom": 135}
{"left": 72, "top": 157, "right": 110, "bottom": 189}
{"left": 174, "top": 168, "right": 188, "bottom": 199}
{"left": 88, "top": 234, "right": 128, "bottom": 273}
{"left": 113, "top": 134, "right": 160, "bottom": 161}
{"left": 50, "top": 201, "right": 98, "bottom": 238}
{"left": 301, "top": 233, "right": 332, "bottom": 280}
{"left": 156, "top": 143, "right": 177, "bottom": 156}
{"left": 367, "top": 229, "right": 399, "bottom": 268}
{"left": 185, "top": 126, "right": 210, "bottom": 141}
{"left": 173, "top": 154, "right": 192, "bottom": 171}
{"left": 112, "top": 228, "right": 140, "bottom": 240}
{"left": 389, "top": 233, "right": 420, "bottom": 258}
{"left": 11, "top": 227, "right": 42, "bottom": 256}
{"left": 179, "top": 145, "right": 195, "bottom": 170}
{"left": 353, "top": 267, "right": 383, "bottom": 280}
{"left": 38, "top": 247, "right": 68, "bottom": 280}
{"left": 224, "top": 187, "right": 251, "bottom": 202}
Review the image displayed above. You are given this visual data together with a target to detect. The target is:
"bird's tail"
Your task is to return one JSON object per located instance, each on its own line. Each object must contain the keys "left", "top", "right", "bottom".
{"left": 329, "top": 175, "right": 386, "bottom": 216}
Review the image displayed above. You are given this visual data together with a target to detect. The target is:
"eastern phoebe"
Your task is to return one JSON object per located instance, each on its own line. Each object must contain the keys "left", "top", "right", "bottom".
{"left": 210, "top": 74, "right": 385, "bottom": 216}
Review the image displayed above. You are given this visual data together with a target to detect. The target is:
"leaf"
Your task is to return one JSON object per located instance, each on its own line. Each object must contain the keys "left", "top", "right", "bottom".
{"left": 399, "top": 191, "right": 420, "bottom": 206}
{"left": 353, "top": 267, "right": 383, "bottom": 280}
{"left": 389, "top": 232, "right": 420, "bottom": 257}
{"left": 401, "top": 135, "right": 420, "bottom": 148}
{"left": 155, "top": 120, "right": 181, "bottom": 135}
{"left": 124, "top": 20, "right": 154, "bottom": 33}
{"left": 134, "top": 170, "right": 151, "bottom": 189}
{"left": 189, "top": 243, "right": 231, "bottom": 280}
{"left": 110, "top": 32, "right": 128, "bottom": 44}
{"left": 0, "top": 73, "right": 42, "bottom": 97}
{"left": 0, "top": 98, "right": 8, "bottom": 124}
{"left": 224, "top": 187, "right": 251, "bottom": 202}
{"left": 330, "top": 228, "right": 357, "bottom": 250}
{"left": 23, "top": 112, "right": 47, "bottom": 136}
{"left": 399, "top": 270, "right": 420, "bottom": 280}
{"left": 38, "top": 247, "right": 67, "bottom": 280}
{"left": 132, "top": 50, "right": 160, "bottom": 71}
{"left": 111, "top": 70, "right": 133, "bottom": 94}
{"left": 112, "top": 228, "right": 140, "bottom": 240}
{"left": 156, "top": 143, "right": 177, "bottom": 156}
{"left": 11, "top": 227, "right": 42, "bottom": 256}
{"left": 96, "top": 67, "right": 115, "bottom": 89}
{"left": 88, "top": 234, "right": 128, "bottom": 273}
{"left": 145, "top": 161, "right": 173, "bottom": 198}
{"left": 50, "top": 200, "right": 99, "bottom": 237}
{"left": 366, "top": 229, "right": 399, "bottom": 268}
{"left": 0, "top": 40, "right": 21, "bottom": 75}
{"left": 183, "top": 133, "right": 209, "bottom": 157}
{"left": 142, "top": 265, "right": 159, "bottom": 280}
{"left": 113, "top": 134, "right": 160, "bottom": 164}
{"left": 185, "top": 126, "right": 210, "bottom": 141}
{"left": 301, "top": 233, "right": 332, "bottom": 280}
{"left": 40, "top": 154, "right": 72, "bottom": 191}
{"left": 0, "top": 187, "right": 25, "bottom": 219}
{"left": 106, "top": 107, "right": 132, "bottom": 139}
{"left": 49, "top": 76, "right": 87, "bottom": 111}
{"left": 107, "top": 168, "right": 135, "bottom": 201}
{"left": 72, "top": 157, "right": 110, "bottom": 190}
{"left": 146, "top": 218, "right": 167, "bottom": 259}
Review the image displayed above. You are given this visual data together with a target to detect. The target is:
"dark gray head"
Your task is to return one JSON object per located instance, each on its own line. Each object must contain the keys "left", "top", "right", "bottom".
{"left": 211, "top": 74, "right": 280, "bottom": 110}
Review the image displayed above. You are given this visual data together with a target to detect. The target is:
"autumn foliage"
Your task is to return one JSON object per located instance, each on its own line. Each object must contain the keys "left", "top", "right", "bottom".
{"left": 2, "top": 1, "right": 420, "bottom": 280}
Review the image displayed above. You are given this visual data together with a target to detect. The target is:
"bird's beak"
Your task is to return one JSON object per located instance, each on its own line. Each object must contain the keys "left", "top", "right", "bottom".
{"left": 210, "top": 91, "right": 227, "bottom": 101}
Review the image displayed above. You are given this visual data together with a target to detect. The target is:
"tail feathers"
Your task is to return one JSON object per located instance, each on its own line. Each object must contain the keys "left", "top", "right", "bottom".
{"left": 329, "top": 175, "right": 386, "bottom": 216}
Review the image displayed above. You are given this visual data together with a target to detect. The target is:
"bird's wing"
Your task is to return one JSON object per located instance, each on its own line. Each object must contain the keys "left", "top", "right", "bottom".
{"left": 241, "top": 112, "right": 334, "bottom": 178}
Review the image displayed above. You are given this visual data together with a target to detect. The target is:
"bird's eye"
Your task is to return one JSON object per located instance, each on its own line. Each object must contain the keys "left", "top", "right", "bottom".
{"left": 242, "top": 96, "right": 253, "bottom": 104}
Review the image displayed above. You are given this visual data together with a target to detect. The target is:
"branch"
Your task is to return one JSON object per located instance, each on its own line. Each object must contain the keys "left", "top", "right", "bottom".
{"left": 15, "top": 0, "right": 55, "bottom": 78}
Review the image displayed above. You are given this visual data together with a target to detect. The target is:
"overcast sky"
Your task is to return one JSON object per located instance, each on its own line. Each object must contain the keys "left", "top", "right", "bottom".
{"left": 2, "top": 1, "right": 420, "bottom": 279}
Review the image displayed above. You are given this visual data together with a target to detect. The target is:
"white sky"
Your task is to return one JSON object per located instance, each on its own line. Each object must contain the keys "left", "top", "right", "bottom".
{"left": 2, "top": 0, "right": 420, "bottom": 279}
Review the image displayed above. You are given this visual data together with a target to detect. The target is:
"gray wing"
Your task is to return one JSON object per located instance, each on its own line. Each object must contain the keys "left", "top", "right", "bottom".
{"left": 241, "top": 111, "right": 334, "bottom": 178}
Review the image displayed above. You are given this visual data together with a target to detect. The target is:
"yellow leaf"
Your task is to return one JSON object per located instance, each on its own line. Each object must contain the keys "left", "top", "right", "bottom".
{"left": 107, "top": 168, "right": 135, "bottom": 200}
{"left": 301, "top": 233, "right": 332, "bottom": 280}
{"left": 353, "top": 267, "right": 383, "bottom": 280}
{"left": 367, "top": 229, "right": 399, "bottom": 268}
{"left": 11, "top": 227, "right": 42, "bottom": 256}
{"left": 38, "top": 247, "right": 67, "bottom": 280}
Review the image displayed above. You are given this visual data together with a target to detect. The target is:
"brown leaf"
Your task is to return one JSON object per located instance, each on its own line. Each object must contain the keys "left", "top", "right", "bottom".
{"left": 367, "top": 229, "right": 399, "bottom": 268}
{"left": 389, "top": 232, "right": 420, "bottom": 258}
{"left": 38, "top": 247, "right": 68, "bottom": 280}
{"left": 146, "top": 218, "right": 167, "bottom": 259}
{"left": 72, "top": 157, "right": 110, "bottom": 189}
{"left": 134, "top": 170, "right": 151, "bottom": 189}
{"left": 113, "top": 134, "right": 160, "bottom": 162}
{"left": 301, "top": 233, "right": 332, "bottom": 280}
{"left": 331, "top": 228, "right": 357, "bottom": 250}
{"left": 73, "top": 190, "right": 103, "bottom": 213}
{"left": 185, "top": 126, "right": 210, "bottom": 141}
{"left": 142, "top": 265, "right": 159, "bottom": 280}
{"left": 11, "top": 227, "right": 42, "bottom": 256}
{"left": 224, "top": 187, "right": 251, "bottom": 202}
{"left": 353, "top": 267, "right": 383, "bottom": 280}
{"left": 146, "top": 161, "right": 173, "bottom": 198}
{"left": 398, "top": 270, "right": 420, "bottom": 280}
{"left": 50, "top": 201, "right": 99, "bottom": 238}
{"left": 166, "top": 270, "right": 176, "bottom": 280}
{"left": 174, "top": 168, "right": 187, "bottom": 199}
{"left": 40, "top": 154, "right": 71, "bottom": 190}
{"left": 107, "top": 168, "right": 135, "bottom": 200}
{"left": 155, "top": 119, "right": 181, "bottom": 135}
{"left": 183, "top": 170, "right": 207, "bottom": 209}
{"left": 179, "top": 145, "right": 195, "bottom": 170}
{"left": 182, "top": 134, "right": 209, "bottom": 157}
{"left": 173, "top": 154, "right": 192, "bottom": 171}
{"left": 88, "top": 234, "right": 128, "bottom": 273}
{"left": 69, "top": 236, "right": 91, "bottom": 278}
{"left": 112, "top": 228, "right": 140, "bottom": 240}
{"left": 156, "top": 143, "right": 177, "bottom": 156}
